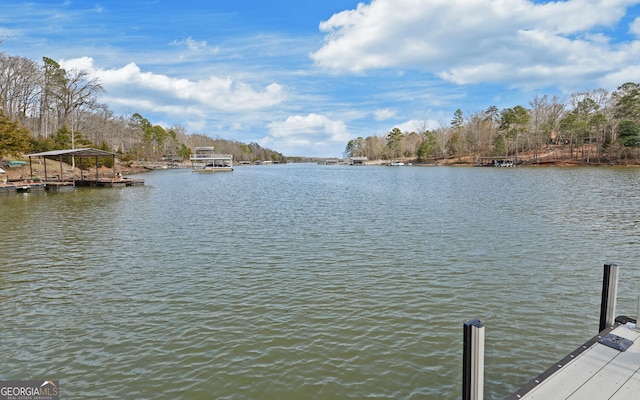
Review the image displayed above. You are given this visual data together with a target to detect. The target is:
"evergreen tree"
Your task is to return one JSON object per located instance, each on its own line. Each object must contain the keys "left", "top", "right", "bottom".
{"left": 0, "top": 111, "right": 31, "bottom": 157}
{"left": 618, "top": 120, "right": 640, "bottom": 147}
{"left": 613, "top": 82, "right": 640, "bottom": 123}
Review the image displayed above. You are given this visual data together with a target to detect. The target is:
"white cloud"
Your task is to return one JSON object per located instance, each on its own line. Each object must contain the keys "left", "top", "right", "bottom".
{"left": 311, "top": 0, "right": 640, "bottom": 89}
{"left": 59, "top": 57, "right": 286, "bottom": 114}
{"left": 59, "top": 56, "right": 94, "bottom": 71}
{"left": 170, "top": 37, "right": 219, "bottom": 54}
{"left": 265, "top": 113, "right": 351, "bottom": 156}
{"left": 631, "top": 17, "right": 640, "bottom": 36}
{"left": 373, "top": 108, "right": 396, "bottom": 121}
{"left": 394, "top": 119, "right": 438, "bottom": 134}
{"left": 185, "top": 119, "right": 209, "bottom": 132}
{"left": 600, "top": 64, "right": 640, "bottom": 89}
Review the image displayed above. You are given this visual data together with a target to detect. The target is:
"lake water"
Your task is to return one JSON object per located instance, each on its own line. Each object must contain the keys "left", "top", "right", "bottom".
{"left": 1, "top": 164, "right": 640, "bottom": 399}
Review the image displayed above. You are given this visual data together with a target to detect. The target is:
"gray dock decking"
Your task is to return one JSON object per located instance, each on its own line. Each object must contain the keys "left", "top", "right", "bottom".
{"left": 463, "top": 264, "right": 640, "bottom": 400}
{"left": 511, "top": 321, "right": 640, "bottom": 399}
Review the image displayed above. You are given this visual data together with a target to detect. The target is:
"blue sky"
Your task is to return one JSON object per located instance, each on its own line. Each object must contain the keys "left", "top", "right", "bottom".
{"left": 1, "top": 0, "right": 640, "bottom": 157}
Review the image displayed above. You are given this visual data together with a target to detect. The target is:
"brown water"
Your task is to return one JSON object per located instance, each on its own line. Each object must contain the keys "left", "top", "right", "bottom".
{"left": 1, "top": 164, "right": 640, "bottom": 399}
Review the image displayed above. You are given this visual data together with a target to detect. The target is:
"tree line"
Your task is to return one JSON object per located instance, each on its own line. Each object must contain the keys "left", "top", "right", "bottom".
{"left": 345, "top": 84, "right": 640, "bottom": 164}
{"left": 0, "top": 51, "right": 285, "bottom": 163}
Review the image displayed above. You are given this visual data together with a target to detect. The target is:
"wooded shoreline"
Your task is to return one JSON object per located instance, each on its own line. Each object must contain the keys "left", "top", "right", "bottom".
{"left": 3, "top": 151, "right": 638, "bottom": 187}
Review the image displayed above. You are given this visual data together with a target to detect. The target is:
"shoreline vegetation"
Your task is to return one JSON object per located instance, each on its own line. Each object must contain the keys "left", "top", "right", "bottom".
{"left": 2, "top": 143, "right": 638, "bottom": 187}
{"left": 1, "top": 53, "right": 640, "bottom": 167}
{"left": 342, "top": 85, "right": 640, "bottom": 166}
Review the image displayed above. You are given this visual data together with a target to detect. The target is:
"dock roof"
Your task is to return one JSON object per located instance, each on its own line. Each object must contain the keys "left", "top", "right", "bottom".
{"left": 27, "top": 148, "right": 118, "bottom": 158}
{"left": 26, "top": 148, "right": 120, "bottom": 182}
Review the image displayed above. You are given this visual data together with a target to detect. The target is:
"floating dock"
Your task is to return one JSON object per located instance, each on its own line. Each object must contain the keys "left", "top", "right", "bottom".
{"left": 44, "top": 181, "right": 76, "bottom": 192}
{"left": 509, "top": 317, "right": 640, "bottom": 399}
{"left": 0, "top": 182, "right": 48, "bottom": 194}
{"left": 463, "top": 263, "right": 640, "bottom": 400}
{"left": 73, "top": 178, "right": 144, "bottom": 188}
{"left": 0, "top": 178, "right": 143, "bottom": 194}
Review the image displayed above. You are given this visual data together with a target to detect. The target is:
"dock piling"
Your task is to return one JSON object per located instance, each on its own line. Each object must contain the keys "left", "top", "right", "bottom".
{"left": 463, "top": 319, "right": 485, "bottom": 400}
{"left": 599, "top": 263, "right": 619, "bottom": 332}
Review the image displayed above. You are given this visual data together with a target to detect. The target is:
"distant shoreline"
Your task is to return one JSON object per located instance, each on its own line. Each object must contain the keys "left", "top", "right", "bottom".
{"left": 3, "top": 157, "right": 639, "bottom": 185}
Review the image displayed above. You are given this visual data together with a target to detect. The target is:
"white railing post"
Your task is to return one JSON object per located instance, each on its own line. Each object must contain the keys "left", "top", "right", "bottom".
{"left": 599, "top": 263, "right": 619, "bottom": 332}
{"left": 636, "top": 296, "right": 640, "bottom": 329}
{"left": 463, "top": 319, "right": 485, "bottom": 400}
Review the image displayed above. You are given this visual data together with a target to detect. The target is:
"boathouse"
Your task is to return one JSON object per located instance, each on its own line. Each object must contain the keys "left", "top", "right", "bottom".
{"left": 350, "top": 156, "right": 368, "bottom": 165}
{"left": 26, "top": 148, "right": 143, "bottom": 189}
{"left": 190, "top": 147, "right": 233, "bottom": 172}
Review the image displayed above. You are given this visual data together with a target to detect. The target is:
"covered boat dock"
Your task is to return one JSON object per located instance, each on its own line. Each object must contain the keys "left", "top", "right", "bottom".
{"left": 26, "top": 148, "right": 143, "bottom": 190}
{"left": 189, "top": 147, "right": 233, "bottom": 172}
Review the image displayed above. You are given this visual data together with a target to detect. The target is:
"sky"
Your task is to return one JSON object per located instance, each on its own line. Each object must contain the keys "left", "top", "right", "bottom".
{"left": 1, "top": 0, "right": 640, "bottom": 157}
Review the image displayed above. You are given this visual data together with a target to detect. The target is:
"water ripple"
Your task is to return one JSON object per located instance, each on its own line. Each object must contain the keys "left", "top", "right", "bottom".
{"left": 1, "top": 165, "right": 640, "bottom": 398}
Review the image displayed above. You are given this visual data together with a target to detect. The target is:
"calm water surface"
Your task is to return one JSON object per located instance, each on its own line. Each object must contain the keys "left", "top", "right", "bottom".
{"left": 2, "top": 164, "right": 640, "bottom": 399}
